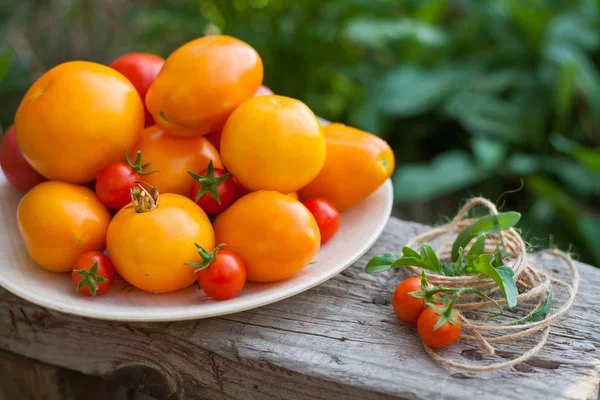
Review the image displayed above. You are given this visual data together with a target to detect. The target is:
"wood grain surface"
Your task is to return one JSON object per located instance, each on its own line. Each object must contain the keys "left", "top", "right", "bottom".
{"left": 1, "top": 217, "right": 599, "bottom": 400}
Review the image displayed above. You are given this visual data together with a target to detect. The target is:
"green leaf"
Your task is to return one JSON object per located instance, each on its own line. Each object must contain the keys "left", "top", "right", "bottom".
{"left": 465, "top": 235, "right": 486, "bottom": 263}
{"left": 364, "top": 252, "right": 397, "bottom": 274}
{"left": 389, "top": 244, "right": 443, "bottom": 274}
{"left": 393, "top": 151, "right": 491, "bottom": 203}
{"left": 551, "top": 134, "right": 600, "bottom": 176}
{"left": 553, "top": 62, "right": 578, "bottom": 133}
{"left": 376, "top": 65, "right": 466, "bottom": 117}
{"left": 421, "top": 244, "right": 442, "bottom": 273}
{"left": 344, "top": 18, "right": 447, "bottom": 49}
{"left": 471, "top": 137, "right": 507, "bottom": 169}
{"left": 401, "top": 246, "right": 420, "bottom": 258}
{"left": 470, "top": 255, "right": 518, "bottom": 308}
{"left": 451, "top": 212, "right": 521, "bottom": 261}
{"left": 509, "top": 287, "right": 552, "bottom": 325}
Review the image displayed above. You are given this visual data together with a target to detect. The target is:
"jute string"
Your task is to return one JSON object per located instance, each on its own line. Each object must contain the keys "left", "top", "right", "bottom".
{"left": 403, "top": 197, "right": 580, "bottom": 371}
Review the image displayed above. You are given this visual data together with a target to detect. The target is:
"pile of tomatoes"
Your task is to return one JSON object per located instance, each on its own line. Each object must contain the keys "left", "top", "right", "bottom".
{"left": 0, "top": 35, "right": 394, "bottom": 301}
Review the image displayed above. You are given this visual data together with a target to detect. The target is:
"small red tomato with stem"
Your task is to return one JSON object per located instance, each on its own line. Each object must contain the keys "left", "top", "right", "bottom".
{"left": 71, "top": 251, "right": 116, "bottom": 298}
{"left": 392, "top": 277, "right": 433, "bottom": 325}
{"left": 187, "top": 243, "right": 246, "bottom": 301}
{"left": 417, "top": 304, "right": 462, "bottom": 349}
{"left": 188, "top": 160, "right": 236, "bottom": 215}
{"left": 302, "top": 198, "right": 340, "bottom": 244}
{"left": 110, "top": 53, "right": 165, "bottom": 126}
{"left": 0, "top": 125, "right": 47, "bottom": 192}
{"left": 95, "top": 150, "right": 157, "bottom": 209}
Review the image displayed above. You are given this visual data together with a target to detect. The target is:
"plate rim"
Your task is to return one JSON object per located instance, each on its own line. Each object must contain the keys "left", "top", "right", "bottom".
{"left": 0, "top": 179, "right": 393, "bottom": 322}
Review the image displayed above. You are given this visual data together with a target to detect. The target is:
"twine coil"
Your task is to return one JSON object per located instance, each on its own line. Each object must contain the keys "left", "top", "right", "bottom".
{"left": 404, "top": 197, "right": 579, "bottom": 371}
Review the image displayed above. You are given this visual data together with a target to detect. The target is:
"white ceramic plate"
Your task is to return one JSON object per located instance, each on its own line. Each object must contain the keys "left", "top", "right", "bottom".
{"left": 0, "top": 170, "right": 392, "bottom": 321}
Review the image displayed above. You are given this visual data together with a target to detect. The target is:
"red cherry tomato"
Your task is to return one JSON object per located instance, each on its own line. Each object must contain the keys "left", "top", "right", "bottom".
{"left": 188, "top": 160, "right": 236, "bottom": 215}
{"left": 95, "top": 150, "right": 156, "bottom": 209}
{"left": 254, "top": 84, "right": 274, "bottom": 97}
{"left": 0, "top": 125, "right": 47, "bottom": 192}
{"left": 417, "top": 306, "right": 462, "bottom": 349}
{"left": 392, "top": 277, "right": 433, "bottom": 325}
{"left": 71, "top": 251, "right": 116, "bottom": 298}
{"left": 110, "top": 53, "right": 165, "bottom": 126}
{"left": 301, "top": 198, "right": 340, "bottom": 244}
{"left": 189, "top": 244, "right": 246, "bottom": 301}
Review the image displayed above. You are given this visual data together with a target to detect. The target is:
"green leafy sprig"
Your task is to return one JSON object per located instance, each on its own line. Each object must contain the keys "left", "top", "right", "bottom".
{"left": 365, "top": 211, "right": 521, "bottom": 308}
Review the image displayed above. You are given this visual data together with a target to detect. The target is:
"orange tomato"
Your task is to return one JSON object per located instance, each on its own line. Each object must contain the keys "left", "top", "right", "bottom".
{"left": 146, "top": 35, "right": 263, "bottom": 137}
{"left": 107, "top": 189, "right": 214, "bottom": 293}
{"left": 15, "top": 61, "right": 144, "bottom": 184}
{"left": 287, "top": 191, "right": 298, "bottom": 200}
{"left": 17, "top": 181, "right": 111, "bottom": 272}
{"left": 221, "top": 95, "right": 326, "bottom": 193}
{"left": 131, "top": 125, "right": 222, "bottom": 195}
{"left": 299, "top": 123, "right": 395, "bottom": 211}
{"left": 213, "top": 191, "right": 320, "bottom": 282}
{"left": 110, "top": 53, "right": 165, "bottom": 127}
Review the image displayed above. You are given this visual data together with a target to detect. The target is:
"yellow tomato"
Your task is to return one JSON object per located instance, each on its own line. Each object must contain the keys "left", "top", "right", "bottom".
{"left": 15, "top": 61, "right": 144, "bottom": 184}
{"left": 299, "top": 123, "right": 395, "bottom": 211}
{"left": 221, "top": 95, "right": 326, "bottom": 193}
{"left": 17, "top": 181, "right": 111, "bottom": 272}
{"left": 131, "top": 125, "right": 222, "bottom": 196}
{"left": 107, "top": 189, "right": 214, "bottom": 293}
{"left": 146, "top": 35, "right": 263, "bottom": 136}
{"left": 213, "top": 191, "right": 320, "bottom": 282}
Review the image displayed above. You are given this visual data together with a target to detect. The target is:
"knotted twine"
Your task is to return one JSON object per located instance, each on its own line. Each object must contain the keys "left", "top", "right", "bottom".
{"left": 403, "top": 197, "right": 580, "bottom": 371}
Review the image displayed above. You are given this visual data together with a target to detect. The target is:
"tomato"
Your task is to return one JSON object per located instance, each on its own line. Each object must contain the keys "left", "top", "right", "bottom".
{"left": 107, "top": 184, "right": 214, "bottom": 293}
{"left": 254, "top": 84, "right": 274, "bottom": 97}
{"left": 71, "top": 251, "right": 115, "bottom": 298}
{"left": 301, "top": 198, "right": 340, "bottom": 244}
{"left": 298, "top": 123, "right": 395, "bottom": 211}
{"left": 146, "top": 35, "right": 263, "bottom": 136}
{"left": 392, "top": 277, "right": 433, "bottom": 325}
{"left": 417, "top": 306, "right": 462, "bottom": 349}
{"left": 0, "top": 125, "right": 46, "bottom": 192}
{"left": 188, "top": 244, "right": 246, "bottom": 300}
{"left": 214, "top": 191, "right": 320, "bottom": 282}
{"left": 131, "top": 125, "right": 221, "bottom": 196}
{"left": 110, "top": 52, "right": 165, "bottom": 127}
{"left": 287, "top": 191, "right": 298, "bottom": 200}
{"left": 15, "top": 61, "right": 144, "bottom": 184}
{"left": 188, "top": 160, "right": 236, "bottom": 215}
{"left": 95, "top": 150, "right": 156, "bottom": 209}
{"left": 17, "top": 181, "right": 111, "bottom": 272}
{"left": 221, "top": 95, "right": 325, "bottom": 193}
{"left": 205, "top": 131, "right": 222, "bottom": 152}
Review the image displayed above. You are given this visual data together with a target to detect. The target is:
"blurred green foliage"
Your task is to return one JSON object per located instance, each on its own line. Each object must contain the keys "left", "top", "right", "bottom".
{"left": 2, "top": 0, "right": 600, "bottom": 265}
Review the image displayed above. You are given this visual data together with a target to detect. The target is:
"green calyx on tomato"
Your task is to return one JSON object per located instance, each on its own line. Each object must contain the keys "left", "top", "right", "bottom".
{"left": 73, "top": 262, "right": 109, "bottom": 298}
{"left": 186, "top": 243, "right": 225, "bottom": 272}
{"left": 187, "top": 160, "right": 231, "bottom": 205}
{"left": 409, "top": 273, "right": 503, "bottom": 330}
{"left": 130, "top": 181, "right": 159, "bottom": 213}
{"left": 125, "top": 149, "right": 158, "bottom": 176}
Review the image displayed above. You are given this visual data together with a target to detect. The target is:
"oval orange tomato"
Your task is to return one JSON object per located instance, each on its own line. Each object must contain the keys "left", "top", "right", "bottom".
{"left": 146, "top": 35, "right": 263, "bottom": 136}
{"left": 221, "top": 95, "right": 326, "bottom": 193}
{"left": 213, "top": 191, "right": 320, "bottom": 282}
{"left": 131, "top": 125, "right": 222, "bottom": 196}
{"left": 299, "top": 123, "right": 395, "bottom": 211}
{"left": 107, "top": 190, "right": 215, "bottom": 293}
{"left": 15, "top": 61, "right": 144, "bottom": 184}
{"left": 17, "top": 181, "right": 111, "bottom": 272}
{"left": 110, "top": 52, "right": 165, "bottom": 127}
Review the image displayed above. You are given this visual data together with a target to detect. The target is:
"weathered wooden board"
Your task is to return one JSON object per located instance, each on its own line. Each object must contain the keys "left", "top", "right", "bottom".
{"left": 1, "top": 217, "right": 599, "bottom": 400}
